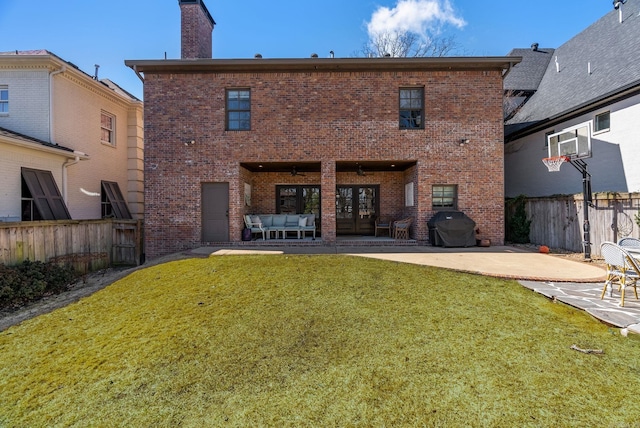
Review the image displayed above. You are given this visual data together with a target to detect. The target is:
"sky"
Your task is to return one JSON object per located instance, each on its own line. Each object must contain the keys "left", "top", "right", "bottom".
{"left": 0, "top": 0, "right": 618, "bottom": 100}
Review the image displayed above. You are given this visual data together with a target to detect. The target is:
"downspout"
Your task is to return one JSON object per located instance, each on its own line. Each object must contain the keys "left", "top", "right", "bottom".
{"left": 49, "top": 65, "right": 66, "bottom": 143}
{"left": 502, "top": 60, "right": 519, "bottom": 80}
{"left": 62, "top": 151, "right": 89, "bottom": 203}
{"left": 130, "top": 65, "right": 144, "bottom": 83}
{"left": 62, "top": 152, "right": 81, "bottom": 203}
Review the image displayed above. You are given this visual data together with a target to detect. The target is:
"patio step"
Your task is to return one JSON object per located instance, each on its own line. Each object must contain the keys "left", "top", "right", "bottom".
{"left": 203, "top": 238, "right": 421, "bottom": 247}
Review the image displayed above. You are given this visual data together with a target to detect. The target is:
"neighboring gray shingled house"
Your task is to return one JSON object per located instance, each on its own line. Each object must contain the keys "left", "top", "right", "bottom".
{"left": 504, "top": 0, "right": 640, "bottom": 197}
{"left": 503, "top": 44, "right": 554, "bottom": 120}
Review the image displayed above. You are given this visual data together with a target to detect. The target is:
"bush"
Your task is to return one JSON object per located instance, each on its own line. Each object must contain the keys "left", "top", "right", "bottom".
{"left": 0, "top": 260, "right": 79, "bottom": 309}
{"left": 506, "top": 195, "right": 532, "bottom": 244}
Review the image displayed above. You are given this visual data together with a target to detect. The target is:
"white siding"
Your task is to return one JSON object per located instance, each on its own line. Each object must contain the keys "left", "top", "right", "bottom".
{"left": 0, "top": 141, "right": 67, "bottom": 221}
{"left": 0, "top": 70, "right": 50, "bottom": 141}
{"left": 505, "top": 93, "right": 640, "bottom": 197}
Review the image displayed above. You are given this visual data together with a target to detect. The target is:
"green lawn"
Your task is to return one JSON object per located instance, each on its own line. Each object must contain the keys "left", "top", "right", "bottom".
{"left": 1, "top": 255, "right": 639, "bottom": 427}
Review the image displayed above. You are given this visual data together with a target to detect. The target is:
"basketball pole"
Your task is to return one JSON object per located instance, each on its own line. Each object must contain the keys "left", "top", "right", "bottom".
{"left": 569, "top": 159, "right": 593, "bottom": 259}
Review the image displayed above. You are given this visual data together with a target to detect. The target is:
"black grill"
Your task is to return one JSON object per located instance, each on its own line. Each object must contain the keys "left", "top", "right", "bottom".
{"left": 427, "top": 211, "right": 476, "bottom": 247}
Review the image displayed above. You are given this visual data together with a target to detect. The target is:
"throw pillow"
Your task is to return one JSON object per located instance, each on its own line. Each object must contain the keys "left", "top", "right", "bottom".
{"left": 250, "top": 215, "right": 262, "bottom": 226}
{"left": 298, "top": 217, "right": 307, "bottom": 227}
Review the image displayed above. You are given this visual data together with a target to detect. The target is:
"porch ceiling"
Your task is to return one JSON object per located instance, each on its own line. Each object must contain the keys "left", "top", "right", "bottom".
{"left": 241, "top": 161, "right": 416, "bottom": 174}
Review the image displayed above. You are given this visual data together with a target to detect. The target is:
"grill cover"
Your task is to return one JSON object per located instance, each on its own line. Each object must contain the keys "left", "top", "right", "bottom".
{"left": 427, "top": 211, "right": 476, "bottom": 247}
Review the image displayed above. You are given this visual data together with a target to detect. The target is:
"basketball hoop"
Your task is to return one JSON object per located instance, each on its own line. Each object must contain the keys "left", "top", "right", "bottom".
{"left": 542, "top": 156, "right": 570, "bottom": 172}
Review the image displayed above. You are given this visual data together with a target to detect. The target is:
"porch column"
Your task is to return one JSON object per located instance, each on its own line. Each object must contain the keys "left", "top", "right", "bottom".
{"left": 321, "top": 161, "right": 336, "bottom": 242}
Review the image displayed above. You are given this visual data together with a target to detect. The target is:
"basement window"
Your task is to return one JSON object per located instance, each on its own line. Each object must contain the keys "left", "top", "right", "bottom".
{"left": 101, "top": 181, "right": 132, "bottom": 219}
{"left": 21, "top": 167, "right": 71, "bottom": 221}
{"left": 432, "top": 184, "right": 457, "bottom": 210}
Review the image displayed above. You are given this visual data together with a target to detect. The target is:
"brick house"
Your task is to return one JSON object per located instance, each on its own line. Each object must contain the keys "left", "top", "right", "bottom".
{"left": 127, "top": 0, "right": 518, "bottom": 260}
{"left": 0, "top": 50, "right": 144, "bottom": 222}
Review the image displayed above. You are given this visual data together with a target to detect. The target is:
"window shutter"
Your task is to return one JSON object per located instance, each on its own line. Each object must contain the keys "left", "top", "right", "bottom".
{"left": 21, "top": 168, "right": 71, "bottom": 220}
{"left": 102, "top": 181, "right": 132, "bottom": 219}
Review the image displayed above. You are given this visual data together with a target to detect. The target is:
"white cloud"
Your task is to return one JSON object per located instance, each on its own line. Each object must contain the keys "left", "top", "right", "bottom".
{"left": 367, "top": 0, "right": 466, "bottom": 37}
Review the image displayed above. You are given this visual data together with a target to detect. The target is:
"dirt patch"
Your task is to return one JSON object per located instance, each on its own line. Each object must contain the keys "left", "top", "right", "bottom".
{"left": 510, "top": 243, "right": 605, "bottom": 266}
{"left": 0, "top": 251, "right": 202, "bottom": 332}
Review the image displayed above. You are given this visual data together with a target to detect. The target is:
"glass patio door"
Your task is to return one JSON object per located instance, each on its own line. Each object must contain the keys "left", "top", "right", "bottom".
{"left": 336, "top": 185, "right": 378, "bottom": 235}
{"left": 277, "top": 185, "right": 321, "bottom": 234}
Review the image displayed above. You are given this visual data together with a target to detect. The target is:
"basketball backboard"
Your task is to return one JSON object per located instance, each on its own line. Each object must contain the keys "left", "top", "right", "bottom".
{"left": 547, "top": 121, "right": 592, "bottom": 160}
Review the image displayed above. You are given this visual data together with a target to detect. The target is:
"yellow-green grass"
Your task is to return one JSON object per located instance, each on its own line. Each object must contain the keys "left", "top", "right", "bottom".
{"left": 1, "top": 255, "right": 639, "bottom": 427}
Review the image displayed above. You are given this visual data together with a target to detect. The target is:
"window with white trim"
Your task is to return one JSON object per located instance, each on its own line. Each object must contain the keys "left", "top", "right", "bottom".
{"left": 594, "top": 111, "right": 610, "bottom": 133}
{"left": 0, "top": 85, "right": 8, "bottom": 114}
{"left": 101, "top": 111, "right": 115, "bottom": 145}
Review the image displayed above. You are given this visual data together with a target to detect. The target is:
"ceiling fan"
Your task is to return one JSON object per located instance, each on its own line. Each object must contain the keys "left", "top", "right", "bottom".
{"left": 291, "top": 166, "right": 306, "bottom": 176}
{"left": 357, "top": 165, "right": 372, "bottom": 176}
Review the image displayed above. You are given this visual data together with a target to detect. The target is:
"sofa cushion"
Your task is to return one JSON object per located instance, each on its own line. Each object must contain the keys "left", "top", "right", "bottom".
{"left": 260, "top": 215, "right": 273, "bottom": 227}
{"left": 250, "top": 215, "right": 262, "bottom": 226}
{"left": 285, "top": 215, "right": 299, "bottom": 227}
{"left": 298, "top": 217, "right": 307, "bottom": 227}
{"left": 303, "top": 213, "right": 315, "bottom": 226}
{"left": 272, "top": 215, "right": 286, "bottom": 227}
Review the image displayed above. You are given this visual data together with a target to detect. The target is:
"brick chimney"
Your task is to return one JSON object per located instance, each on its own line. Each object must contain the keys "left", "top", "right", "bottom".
{"left": 178, "top": 0, "right": 215, "bottom": 59}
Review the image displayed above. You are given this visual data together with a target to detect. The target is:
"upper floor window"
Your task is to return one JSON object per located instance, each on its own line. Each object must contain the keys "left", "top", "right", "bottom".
{"left": 432, "top": 184, "right": 457, "bottom": 209}
{"left": 226, "top": 89, "right": 251, "bottom": 131}
{"left": 399, "top": 88, "right": 424, "bottom": 129}
{"left": 0, "top": 86, "right": 8, "bottom": 114}
{"left": 101, "top": 111, "right": 115, "bottom": 145}
{"left": 594, "top": 111, "right": 610, "bottom": 133}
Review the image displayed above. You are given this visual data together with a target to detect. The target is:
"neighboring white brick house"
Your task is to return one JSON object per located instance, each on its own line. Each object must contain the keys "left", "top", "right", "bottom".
{"left": 0, "top": 50, "right": 144, "bottom": 221}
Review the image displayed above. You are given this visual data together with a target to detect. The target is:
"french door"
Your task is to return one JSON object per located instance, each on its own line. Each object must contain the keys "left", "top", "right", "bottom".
{"left": 336, "top": 185, "right": 379, "bottom": 235}
{"left": 276, "top": 185, "right": 321, "bottom": 234}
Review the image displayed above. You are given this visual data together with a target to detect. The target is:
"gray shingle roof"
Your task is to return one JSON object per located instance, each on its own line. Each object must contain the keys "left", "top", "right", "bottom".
{"left": 0, "top": 126, "right": 74, "bottom": 153}
{"left": 506, "top": 0, "right": 640, "bottom": 132}
{"left": 504, "top": 47, "right": 554, "bottom": 92}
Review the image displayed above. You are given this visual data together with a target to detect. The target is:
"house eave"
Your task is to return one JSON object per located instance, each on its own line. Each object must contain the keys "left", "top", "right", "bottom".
{"left": 0, "top": 129, "right": 85, "bottom": 159}
{"left": 505, "top": 78, "right": 640, "bottom": 142}
{"left": 125, "top": 56, "right": 521, "bottom": 75}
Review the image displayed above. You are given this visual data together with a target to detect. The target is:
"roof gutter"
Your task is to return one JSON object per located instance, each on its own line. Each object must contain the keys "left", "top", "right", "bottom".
{"left": 506, "top": 78, "right": 640, "bottom": 142}
{"left": 501, "top": 60, "right": 521, "bottom": 80}
{"left": 124, "top": 56, "right": 521, "bottom": 74}
{"left": 130, "top": 64, "right": 144, "bottom": 83}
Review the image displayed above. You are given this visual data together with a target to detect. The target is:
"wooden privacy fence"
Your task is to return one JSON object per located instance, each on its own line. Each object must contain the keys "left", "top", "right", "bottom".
{"left": 0, "top": 219, "right": 143, "bottom": 272}
{"left": 507, "top": 193, "right": 640, "bottom": 257}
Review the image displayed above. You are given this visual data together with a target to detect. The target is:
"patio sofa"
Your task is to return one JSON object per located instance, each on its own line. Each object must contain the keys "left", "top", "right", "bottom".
{"left": 244, "top": 214, "right": 316, "bottom": 240}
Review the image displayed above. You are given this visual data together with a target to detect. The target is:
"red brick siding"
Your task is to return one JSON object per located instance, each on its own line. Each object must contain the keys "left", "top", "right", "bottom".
{"left": 143, "top": 69, "right": 505, "bottom": 258}
{"left": 180, "top": 3, "right": 213, "bottom": 59}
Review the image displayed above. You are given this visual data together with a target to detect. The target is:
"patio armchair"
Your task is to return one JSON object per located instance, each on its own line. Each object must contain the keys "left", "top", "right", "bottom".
{"left": 600, "top": 241, "right": 640, "bottom": 307}
{"left": 393, "top": 217, "right": 413, "bottom": 240}
{"left": 618, "top": 237, "right": 640, "bottom": 249}
{"left": 244, "top": 215, "right": 266, "bottom": 240}
{"left": 374, "top": 215, "right": 393, "bottom": 237}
